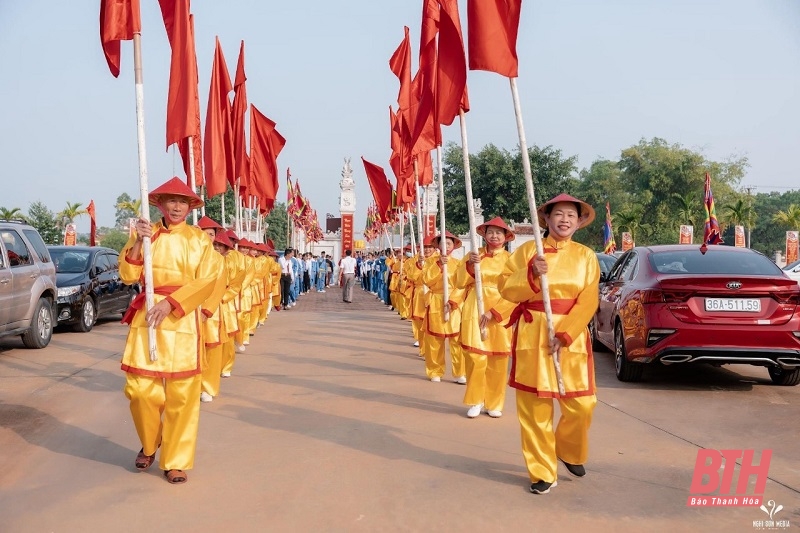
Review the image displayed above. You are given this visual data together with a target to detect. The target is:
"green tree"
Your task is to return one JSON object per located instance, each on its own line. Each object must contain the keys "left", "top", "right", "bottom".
{"left": 265, "top": 202, "right": 288, "bottom": 250}
{"left": 614, "top": 206, "right": 648, "bottom": 246}
{"left": 115, "top": 193, "right": 141, "bottom": 229}
{"left": 58, "top": 201, "right": 88, "bottom": 224}
{"left": 749, "top": 190, "right": 800, "bottom": 257}
{"left": 574, "top": 159, "right": 626, "bottom": 250}
{"left": 721, "top": 197, "right": 756, "bottom": 247}
{"left": 203, "top": 186, "right": 236, "bottom": 227}
{"left": 0, "top": 207, "right": 26, "bottom": 222}
{"left": 26, "top": 202, "right": 61, "bottom": 244}
{"left": 773, "top": 204, "right": 800, "bottom": 231}
{"left": 99, "top": 228, "right": 131, "bottom": 252}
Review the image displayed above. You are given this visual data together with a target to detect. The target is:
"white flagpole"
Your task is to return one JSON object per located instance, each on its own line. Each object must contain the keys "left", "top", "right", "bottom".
{"left": 510, "top": 77, "right": 564, "bottom": 395}
{"left": 412, "top": 159, "right": 425, "bottom": 256}
{"left": 408, "top": 208, "right": 417, "bottom": 255}
{"left": 458, "top": 110, "right": 487, "bottom": 340}
{"left": 188, "top": 136, "right": 198, "bottom": 224}
{"left": 436, "top": 146, "right": 450, "bottom": 321}
{"left": 235, "top": 179, "right": 242, "bottom": 236}
{"left": 132, "top": 33, "right": 158, "bottom": 362}
{"left": 221, "top": 193, "right": 226, "bottom": 227}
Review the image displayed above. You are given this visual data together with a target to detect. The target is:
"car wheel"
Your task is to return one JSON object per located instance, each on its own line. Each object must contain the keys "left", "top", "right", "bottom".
{"left": 768, "top": 366, "right": 800, "bottom": 386}
{"left": 614, "top": 323, "right": 643, "bottom": 382}
{"left": 74, "top": 298, "right": 95, "bottom": 333}
{"left": 21, "top": 297, "right": 54, "bottom": 349}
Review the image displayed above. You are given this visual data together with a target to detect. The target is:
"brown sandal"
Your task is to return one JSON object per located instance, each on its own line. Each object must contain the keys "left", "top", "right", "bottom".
{"left": 135, "top": 448, "right": 156, "bottom": 471}
{"left": 164, "top": 469, "right": 188, "bottom": 484}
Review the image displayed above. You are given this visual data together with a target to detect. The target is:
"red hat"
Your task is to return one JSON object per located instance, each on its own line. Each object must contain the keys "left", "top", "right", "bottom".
{"left": 197, "top": 216, "right": 223, "bottom": 230}
{"left": 267, "top": 238, "right": 275, "bottom": 249}
{"left": 431, "top": 230, "right": 462, "bottom": 250}
{"left": 149, "top": 177, "right": 204, "bottom": 210}
{"left": 403, "top": 244, "right": 412, "bottom": 252}
{"left": 213, "top": 230, "right": 234, "bottom": 249}
{"left": 423, "top": 234, "right": 437, "bottom": 248}
{"left": 476, "top": 216, "right": 515, "bottom": 243}
{"left": 238, "top": 239, "right": 253, "bottom": 249}
{"left": 268, "top": 248, "right": 278, "bottom": 257}
{"left": 226, "top": 229, "right": 240, "bottom": 242}
{"left": 537, "top": 193, "right": 596, "bottom": 230}
{"left": 257, "top": 243, "right": 269, "bottom": 253}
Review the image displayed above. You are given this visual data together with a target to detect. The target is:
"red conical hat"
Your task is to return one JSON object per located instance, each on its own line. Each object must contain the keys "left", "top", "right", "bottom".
{"left": 213, "top": 230, "right": 233, "bottom": 249}
{"left": 423, "top": 234, "right": 437, "bottom": 247}
{"left": 197, "top": 215, "right": 223, "bottom": 230}
{"left": 238, "top": 239, "right": 253, "bottom": 249}
{"left": 149, "top": 177, "right": 204, "bottom": 210}
{"left": 537, "top": 193, "right": 596, "bottom": 230}
{"left": 476, "top": 216, "right": 515, "bottom": 242}
{"left": 226, "top": 229, "right": 240, "bottom": 242}
{"left": 431, "top": 230, "right": 462, "bottom": 250}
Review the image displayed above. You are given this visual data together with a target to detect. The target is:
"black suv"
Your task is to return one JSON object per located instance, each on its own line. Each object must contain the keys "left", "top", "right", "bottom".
{"left": 0, "top": 222, "right": 58, "bottom": 348}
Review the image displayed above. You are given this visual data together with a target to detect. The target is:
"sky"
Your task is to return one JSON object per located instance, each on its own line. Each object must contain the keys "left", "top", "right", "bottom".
{"left": 1, "top": 0, "right": 798, "bottom": 234}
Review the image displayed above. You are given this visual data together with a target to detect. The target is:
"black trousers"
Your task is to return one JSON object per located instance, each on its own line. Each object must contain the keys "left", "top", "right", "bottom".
{"left": 303, "top": 272, "right": 311, "bottom": 293}
{"left": 280, "top": 274, "right": 292, "bottom": 307}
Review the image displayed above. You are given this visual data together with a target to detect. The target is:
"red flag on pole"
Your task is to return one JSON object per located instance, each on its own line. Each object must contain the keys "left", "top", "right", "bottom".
{"left": 160, "top": 0, "right": 199, "bottom": 150}
{"left": 87, "top": 200, "right": 97, "bottom": 247}
{"left": 389, "top": 27, "right": 413, "bottom": 112}
{"left": 231, "top": 41, "right": 250, "bottom": 195}
{"left": 99, "top": 0, "right": 141, "bottom": 78}
{"left": 362, "top": 157, "right": 394, "bottom": 223}
{"left": 418, "top": 0, "right": 441, "bottom": 148}
{"left": 436, "top": 0, "right": 470, "bottom": 127}
{"left": 203, "top": 37, "right": 234, "bottom": 198}
{"left": 249, "top": 105, "right": 285, "bottom": 213}
{"left": 702, "top": 172, "right": 723, "bottom": 247}
{"left": 467, "top": 0, "right": 521, "bottom": 78}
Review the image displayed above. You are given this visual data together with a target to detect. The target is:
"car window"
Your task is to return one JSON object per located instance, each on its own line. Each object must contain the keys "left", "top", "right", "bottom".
{"left": 0, "top": 243, "right": 5, "bottom": 269}
{"left": 0, "top": 230, "right": 33, "bottom": 267}
{"left": 95, "top": 253, "right": 113, "bottom": 273}
{"left": 51, "top": 250, "right": 91, "bottom": 273}
{"left": 619, "top": 255, "right": 638, "bottom": 281}
{"left": 106, "top": 252, "right": 120, "bottom": 270}
{"left": 608, "top": 252, "right": 631, "bottom": 281}
{"left": 23, "top": 229, "right": 51, "bottom": 263}
{"left": 784, "top": 259, "right": 800, "bottom": 271}
{"left": 650, "top": 249, "right": 782, "bottom": 275}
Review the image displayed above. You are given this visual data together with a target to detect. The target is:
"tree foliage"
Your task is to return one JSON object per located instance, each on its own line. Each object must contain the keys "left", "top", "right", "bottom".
{"left": 265, "top": 202, "right": 288, "bottom": 250}
{"left": 99, "top": 228, "right": 130, "bottom": 252}
{"left": 26, "top": 202, "right": 61, "bottom": 244}
{"left": 0, "top": 207, "right": 26, "bottom": 222}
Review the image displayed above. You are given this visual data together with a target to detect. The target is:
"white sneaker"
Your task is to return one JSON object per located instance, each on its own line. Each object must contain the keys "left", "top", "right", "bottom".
{"left": 236, "top": 344, "right": 246, "bottom": 353}
{"left": 320, "top": 290, "right": 326, "bottom": 293}
{"left": 413, "top": 341, "right": 420, "bottom": 347}
{"left": 467, "top": 404, "right": 483, "bottom": 418}
{"left": 430, "top": 376, "right": 441, "bottom": 382}
{"left": 200, "top": 392, "right": 213, "bottom": 403}
{"left": 243, "top": 340, "right": 250, "bottom": 346}
{"left": 487, "top": 410, "right": 502, "bottom": 418}
{"left": 221, "top": 372, "right": 231, "bottom": 378}
{"left": 455, "top": 376, "right": 467, "bottom": 385}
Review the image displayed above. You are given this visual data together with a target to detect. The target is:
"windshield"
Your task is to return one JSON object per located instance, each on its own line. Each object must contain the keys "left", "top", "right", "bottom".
{"left": 784, "top": 259, "right": 800, "bottom": 271}
{"left": 649, "top": 249, "right": 782, "bottom": 276}
{"left": 51, "top": 250, "right": 91, "bottom": 273}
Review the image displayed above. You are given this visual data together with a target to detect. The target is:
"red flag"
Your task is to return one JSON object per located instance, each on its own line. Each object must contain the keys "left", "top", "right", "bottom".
{"left": 87, "top": 200, "right": 97, "bottom": 247}
{"left": 231, "top": 41, "right": 250, "bottom": 195}
{"left": 203, "top": 37, "right": 234, "bottom": 198}
{"left": 418, "top": 0, "right": 442, "bottom": 148}
{"left": 287, "top": 168, "right": 293, "bottom": 204}
{"left": 467, "top": 0, "right": 521, "bottom": 78}
{"left": 362, "top": 157, "right": 394, "bottom": 223}
{"left": 417, "top": 151, "right": 433, "bottom": 187}
{"left": 436, "top": 0, "right": 470, "bottom": 127}
{"left": 702, "top": 172, "right": 723, "bottom": 247}
{"left": 249, "top": 104, "right": 285, "bottom": 212}
{"left": 389, "top": 27, "right": 413, "bottom": 112}
{"left": 99, "top": 0, "right": 141, "bottom": 78}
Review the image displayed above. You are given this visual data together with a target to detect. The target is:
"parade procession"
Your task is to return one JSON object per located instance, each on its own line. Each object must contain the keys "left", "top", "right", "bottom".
{"left": 1, "top": 0, "right": 799, "bottom": 531}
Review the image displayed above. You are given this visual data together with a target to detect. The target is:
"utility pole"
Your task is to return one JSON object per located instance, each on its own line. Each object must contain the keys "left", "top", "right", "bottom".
{"left": 744, "top": 186, "right": 755, "bottom": 248}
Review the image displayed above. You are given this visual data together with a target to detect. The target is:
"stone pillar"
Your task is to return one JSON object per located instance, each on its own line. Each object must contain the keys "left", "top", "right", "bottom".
{"left": 339, "top": 158, "right": 356, "bottom": 256}
{"left": 424, "top": 181, "right": 439, "bottom": 238}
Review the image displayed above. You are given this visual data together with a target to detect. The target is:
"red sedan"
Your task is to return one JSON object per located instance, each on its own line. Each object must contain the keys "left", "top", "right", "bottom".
{"left": 592, "top": 245, "right": 800, "bottom": 385}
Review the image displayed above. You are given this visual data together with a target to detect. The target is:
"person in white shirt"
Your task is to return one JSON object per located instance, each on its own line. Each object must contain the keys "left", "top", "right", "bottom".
{"left": 278, "top": 249, "right": 295, "bottom": 309}
{"left": 339, "top": 249, "right": 357, "bottom": 303}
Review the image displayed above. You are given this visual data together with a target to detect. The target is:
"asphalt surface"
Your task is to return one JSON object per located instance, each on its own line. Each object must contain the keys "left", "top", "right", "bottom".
{"left": 1, "top": 282, "right": 798, "bottom": 532}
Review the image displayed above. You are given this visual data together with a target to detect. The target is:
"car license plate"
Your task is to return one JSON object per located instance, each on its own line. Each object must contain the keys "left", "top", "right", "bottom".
{"left": 704, "top": 298, "right": 761, "bottom": 312}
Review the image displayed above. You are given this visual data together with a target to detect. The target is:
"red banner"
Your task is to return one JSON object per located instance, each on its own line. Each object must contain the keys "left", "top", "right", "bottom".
{"left": 679, "top": 225, "right": 693, "bottom": 244}
{"left": 341, "top": 213, "right": 354, "bottom": 254}
{"left": 734, "top": 226, "right": 745, "bottom": 247}
{"left": 787, "top": 231, "right": 799, "bottom": 264}
{"left": 64, "top": 223, "right": 77, "bottom": 246}
{"left": 621, "top": 232, "right": 634, "bottom": 251}
{"left": 425, "top": 214, "right": 437, "bottom": 239}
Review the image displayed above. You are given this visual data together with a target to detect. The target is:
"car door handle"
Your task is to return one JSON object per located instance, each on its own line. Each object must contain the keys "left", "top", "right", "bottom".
{"left": 0, "top": 279, "right": 8, "bottom": 284}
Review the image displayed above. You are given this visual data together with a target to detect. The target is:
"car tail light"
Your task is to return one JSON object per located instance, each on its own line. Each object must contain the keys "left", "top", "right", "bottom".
{"left": 773, "top": 292, "right": 800, "bottom": 304}
{"left": 647, "top": 328, "right": 676, "bottom": 347}
{"left": 641, "top": 289, "right": 692, "bottom": 304}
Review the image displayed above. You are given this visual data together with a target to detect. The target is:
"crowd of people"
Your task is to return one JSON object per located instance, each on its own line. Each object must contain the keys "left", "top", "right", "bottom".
{"left": 119, "top": 176, "right": 600, "bottom": 495}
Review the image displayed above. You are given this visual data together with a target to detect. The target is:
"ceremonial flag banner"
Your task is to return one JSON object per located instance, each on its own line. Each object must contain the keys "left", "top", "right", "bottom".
{"left": 622, "top": 232, "right": 634, "bottom": 251}
{"left": 679, "top": 225, "right": 694, "bottom": 244}
{"left": 161, "top": 0, "right": 198, "bottom": 150}
{"left": 249, "top": 105, "right": 283, "bottom": 212}
{"left": 203, "top": 37, "right": 234, "bottom": 198}
{"left": 735, "top": 225, "right": 746, "bottom": 247}
{"left": 362, "top": 157, "right": 394, "bottom": 223}
{"left": 99, "top": 0, "right": 141, "bottom": 78}
{"left": 467, "top": 0, "right": 521, "bottom": 78}
{"left": 787, "top": 231, "right": 799, "bottom": 264}
{"left": 436, "top": 0, "right": 470, "bottom": 127}
{"left": 602, "top": 202, "right": 616, "bottom": 254}
{"left": 232, "top": 41, "right": 250, "bottom": 193}
{"left": 703, "top": 172, "right": 723, "bottom": 245}
{"left": 87, "top": 200, "right": 97, "bottom": 247}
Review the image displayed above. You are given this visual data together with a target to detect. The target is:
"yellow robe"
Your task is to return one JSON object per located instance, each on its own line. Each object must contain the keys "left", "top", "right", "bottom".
{"left": 119, "top": 221, "right": 218, "bottom": 378}
{"left": 422, "top": 254, "right": 464, "bottom": 337}
{"left": 497, "top": 236, "right": 600, "bottom": 398}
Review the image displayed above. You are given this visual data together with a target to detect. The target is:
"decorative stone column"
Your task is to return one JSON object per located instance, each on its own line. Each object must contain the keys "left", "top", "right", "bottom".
{"left": 424, "top": 180, "right": 439, "bottom": 238}
{"left": 339, "top": 158, "right": 356, "bottom": 255}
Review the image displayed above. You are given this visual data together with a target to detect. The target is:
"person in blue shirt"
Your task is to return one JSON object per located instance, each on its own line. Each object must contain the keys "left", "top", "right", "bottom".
{"left": 317, "top": 252, "right": 328, "bottom": 292}
{"left": 290, "top": 252, "right": 301, "bottom": 305}
{"left": 309, "top": 254, "right": 319, "bottom": 291}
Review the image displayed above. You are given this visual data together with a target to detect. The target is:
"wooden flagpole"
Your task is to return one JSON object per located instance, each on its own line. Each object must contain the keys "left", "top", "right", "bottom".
{"left": 436, "top": 146, "right": 450, "bottom": 321}
{"left": 188, "top": 136, "right": 198, "bottom": 224}
{"left": 458, "top": 110, "right": 487, "bottom": 340}
{"left": 412, "top": 159, "right": 425, "bottom": 256}
{"left": 509, "top": 77, "right": 564, "bottom": 395}
{"left": 132, "top": 33, "right": 158, "bottom": 362}
{"left": 221, "top": 193, "right": 226, "bottom": 227}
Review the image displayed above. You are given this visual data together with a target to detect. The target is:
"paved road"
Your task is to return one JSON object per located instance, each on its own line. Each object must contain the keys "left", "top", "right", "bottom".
{"left": 1, "top": 284, "right": 798, "bottom": 532}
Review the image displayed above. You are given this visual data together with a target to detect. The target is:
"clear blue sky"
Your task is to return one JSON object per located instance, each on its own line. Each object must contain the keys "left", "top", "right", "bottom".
{"left": 1, "top": 0, "right": 798, "bottom": 233}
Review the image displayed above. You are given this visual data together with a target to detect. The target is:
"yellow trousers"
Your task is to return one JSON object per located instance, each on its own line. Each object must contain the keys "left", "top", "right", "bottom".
{"left": 463, "top": 353, "right": 509, "bottom": 412}
{"left": 515, "top": 389, "right": 597, "bottom": 483}
{"left": 259, "top": 298, "right": 269, "bottom": 322}
{"left": 398, "top": 294, "right": 411, "bottom": 319}
{"left": 423, "top": 334, "right": 465, "bottom": 379}
{"left": 124, "top": 372, "right": 202, "bottom": 471}
{"left": 412, "top": 318, "right": 426, "bottom": 357}
{"left": 221, "top": 338, "right": 236, "bottom": 374}
{"left": 247, "top": 305, "right": 260, "bottom": 334}
{"left": 202, "top": 344, "right": 223, "bottom": 397}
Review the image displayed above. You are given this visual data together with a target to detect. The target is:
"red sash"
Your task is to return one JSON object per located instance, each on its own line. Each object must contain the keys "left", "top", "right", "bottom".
{"left": 122, "top": 286, "right": 181, "bottom": 324}
{"left": 507, "top": 298, "right": 577, "bottom": 327}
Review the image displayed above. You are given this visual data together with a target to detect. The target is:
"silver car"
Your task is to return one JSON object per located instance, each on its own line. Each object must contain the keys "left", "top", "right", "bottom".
{"left": 0, "top": 221, "right": 57, "bottom": 348}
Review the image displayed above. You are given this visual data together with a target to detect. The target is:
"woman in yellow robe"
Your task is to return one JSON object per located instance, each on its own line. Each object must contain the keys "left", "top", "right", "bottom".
{"left": 421, "top": 231, "right": 465, "bottom": 383}
{"left": 498, "top": 194, "right": 599, "bottom": 495}
{"left": 455, "top": 217, "right": 517, "bottom": 419}
{"left": 120, "top": 177, "right": 218, "bottom": 485}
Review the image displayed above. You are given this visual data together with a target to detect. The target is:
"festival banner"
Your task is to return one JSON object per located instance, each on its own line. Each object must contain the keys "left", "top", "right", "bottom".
{"left": 734, "top": 226, "right": 745, "bottom": 247}
{"left": 64, "top": 223, "right": 78, "bottom": 246}
{"left": 786, "top": 231, "right": 799, "bottom": 264}
{"left": 679, "top": 225, "right": 693, "bottom": 244}
{"left": 621, "top": 232, "right": 634, "bottom": 251}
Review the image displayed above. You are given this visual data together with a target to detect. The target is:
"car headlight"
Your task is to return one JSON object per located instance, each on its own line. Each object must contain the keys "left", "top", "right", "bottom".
{"left": 57, "top": 286, "right": 81, "bottom": 297}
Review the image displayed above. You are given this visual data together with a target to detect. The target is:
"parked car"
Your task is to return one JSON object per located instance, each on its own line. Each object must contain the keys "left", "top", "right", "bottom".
{"left": 48, "top": 246, "right": 137, "bottom": 332}
{"left": 783, "top": 259, "right": 800, "bottom": 284}
{"left": 592, "top": 245, "right": 800, "bottom": 386}
{"left": 0, "top": 221, "right": 57, "bottom": 348}
{"left": 596, "top": 253, "right": 618, "bottom": 281}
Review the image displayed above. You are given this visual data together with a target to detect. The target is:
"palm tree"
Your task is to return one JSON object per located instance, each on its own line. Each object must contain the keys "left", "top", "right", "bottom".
{"left": 671, "top": 192, "right": 699, "bottom": 227}
{"left": 722, "top": 198, "right": 756, "bottom": 247}
{"left": 0, "top": 207, "right": 26, "bottom": 222}
{"left": 614, "top": 206, "right": 646, "bottom": 246}
{"left": 116, "top": 198, "right": 142, "bottom": 216}
{"left": 57, "top": 202, "right": 88, "bottom": 225}
{"left": 773, "top": 204, "right": 800, "bottom": 231}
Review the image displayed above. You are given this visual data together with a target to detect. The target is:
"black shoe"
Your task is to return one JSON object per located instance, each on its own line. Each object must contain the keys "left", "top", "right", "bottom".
{"left": 530, "top": 480, "right": 557, "bottom": 494}
{"left": 559, "top": 458, "right": 586, "bottom": 477}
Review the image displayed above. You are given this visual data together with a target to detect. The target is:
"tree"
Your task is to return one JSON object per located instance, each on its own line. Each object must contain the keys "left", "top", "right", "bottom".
{"left": 750, "top": 190, "right": 800, "bottom": 257}
{"left": 26, "top": 202, "right": 61, "bottom": 244}
{"left": 265, "top": 202, "right": 288, "bottom": 250}
{"left": 99, "top": 228, "right": 131, "bottom": 252}
{"left": 574, "top": 159, "right": 626, "bottom": 250}
{"left": 115, "top": 193, "right": 141, "bottom": 229}
{"left": 203, "top": 185, "right": 236, "bottom": 227}
{"left": 721, "top": 197, "right": 756, "bottom": 247}
{"left": 614, "top": 206, "right": 649, "bottom": 246}
{"left": 58, "top": 201, "right": 88, "bottom": 224}
{"left": 773, "top": 204, "right": 800, "bottom": 231}
{"left": 0, "top": 207, "right": 26, "bottom": 222}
